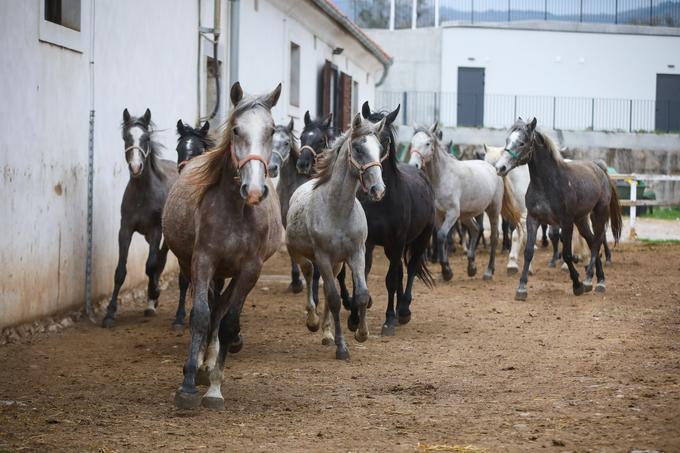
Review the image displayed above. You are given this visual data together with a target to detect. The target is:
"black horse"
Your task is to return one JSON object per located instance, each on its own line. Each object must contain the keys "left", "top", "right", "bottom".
{"left": 103, "top": 109, "right": 178, "bottom": 327}
{"left": 340, "top": 102, "right": 436, "bottom": 336}
{"left": 283, "top": 111, "right": 335, "bottom": 295}
{"left": 171, "top": 119, "right": 214, "bottom": 332}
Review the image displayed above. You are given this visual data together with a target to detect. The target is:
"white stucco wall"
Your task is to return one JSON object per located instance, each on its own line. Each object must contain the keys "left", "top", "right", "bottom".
{"left": 0, "top": 0, "right": 198, "bottom": 329}
{"left": 440, "top": 24, "right": 680, "bottom": 129}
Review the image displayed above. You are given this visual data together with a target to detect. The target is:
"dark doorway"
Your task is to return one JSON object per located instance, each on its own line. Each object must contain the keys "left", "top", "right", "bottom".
{"left": 457, "top": 67, "right": 485, "bottom": 127}
{"left": 656, "top": 74, "right": 680, "bottom": 132}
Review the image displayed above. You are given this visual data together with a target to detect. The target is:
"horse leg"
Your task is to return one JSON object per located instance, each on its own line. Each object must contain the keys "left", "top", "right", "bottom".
{"left": 172, "top": 273, "right": 190, "bottom": 332}
{"left": 337, "top": 264, "right": 351, "bottom": 312}
{"left": 317, "top": 258, "right": 349, "bottom": 360}
{"left": 143, "top": 230, "right": 164, "bottom": 317}
{"left": 476, "top": 214, "right": 487, "bottom": 249}
{"left": 311, "top": 263, "right": 321, "bottom": 307}
{"left": 508, "top": 222, "right": 520, "bottom": 275}
{"left": 103, "top": 227, "right": 133, "bottom": 327}
{"left": 346, "top": 248, "right": 370, "bottom": 345}
{"left": 298, "top": 259, "right": 320, "bottom": 332}
{"left": 560, "top": 223, "right": 585, "bottom": 296}
{"left": 483, "top": 209, "right": 499, "bottom": 280}
{"left": 175, "top": 258, "right": 214, "bottom": 409}
{"left": 575, "top": 216, "right": 600, "bottom": 292}
{"left": 428, "top": 226, "right": 438, "bottom": 263}
{"left": 548, "top": 225, "right": 561, "bottom": 268}
{"left": 541, "top": 223, "right": 549, "bottom": 247}
{"left": 438, "top": 210, "right": 458, "bottom": 281}
{"left": 590, "top": 211, "right": 608, "bottom": 292}
{"left": 501, "top": 219, "right": 510, "bottom": 253}
{"left": 603, "top": 231, "right": 612, "bottom": 266}
{"left": 462, "top": 218, "right": 480, "bottom": 278}
{"left": 347, "top": 242, "right": 374, "bottom": 332}
{"left": 289, "top": 258, "right": 304, "bottom": 293}
{"left": 381, "top": 248, "right": 401, "bottom": 336}
{"left": 515, "top": 215, "right": 538, "bottom": 301}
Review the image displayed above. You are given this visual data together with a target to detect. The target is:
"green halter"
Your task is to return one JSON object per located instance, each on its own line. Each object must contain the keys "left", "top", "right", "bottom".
{"left": 504, "top": 148, "right": 519, "bottom": 159}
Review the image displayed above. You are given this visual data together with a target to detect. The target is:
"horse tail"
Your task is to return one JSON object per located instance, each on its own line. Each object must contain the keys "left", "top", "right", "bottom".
{"left": 595, "top": 160, "right": 622, "bottom": 245}
{"left": 404, "top": 225, "right": 435, "bottom": 289}
{"left": 501, "top": 177, "right": 521, "bottom": 228}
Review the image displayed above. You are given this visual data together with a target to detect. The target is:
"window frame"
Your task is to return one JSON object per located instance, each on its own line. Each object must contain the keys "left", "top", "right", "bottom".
{"left": 39, "top": 0, "right": 86, "bottom": 53}
{"left": 289, "top": 41, "right": 301, "bottom": 108}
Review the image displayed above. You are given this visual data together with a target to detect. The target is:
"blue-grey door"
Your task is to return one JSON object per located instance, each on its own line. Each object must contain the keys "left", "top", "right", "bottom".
{"left": 457, "top": 67, "right": 485, "bottom": 127}
{"left": 656, "top": 74, "right": 680, "bottom": 132}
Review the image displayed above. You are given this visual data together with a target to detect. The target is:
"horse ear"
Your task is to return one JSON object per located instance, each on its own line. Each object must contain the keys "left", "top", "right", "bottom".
{"left": 361, "top": 101, "right": 371, "bottom": 119}
{"left": 142, "top": 108, "right": 151, "bottom": 126}
{"left": 304, "top": 111, "right": 311, "bottom": 126}
{"left": 352, "top": 112, "right": 362, "bottom": 130}
{"left": 200, "top": 121, "right": 210, "bottom": 134}
{"left": 123, "top": 108, "right": 131, "bottom": 124}
{"left": 230, "top": 82, "right": 244, "bottom": 106}
{"left": 528, "top": 117, "right": 537, "bottom": 131}
{"left": 517, "top": 116, "right": 523, "bottom": 122}
{"left": 483, "top": 144, "right": 488, "bottom": 152}
{"left": 430, "top": 121, "right": 439, "bottom": 134}
{"left": 436, "top": 129, "right": 443, "bottom": 141}
{"left": 385, "top": 104, "right": 400, "bottom": 125}
{"left": 176, "top": 119, "right": 185, "bottom": 135}
{"left": 287, "top": 118, "right": 294, "bottom": 132}
{"left": 323, "top": 113, "right": 333, "bottom": 129}
{"left": 263, "top": 83, "right": 282, "bottom": 109}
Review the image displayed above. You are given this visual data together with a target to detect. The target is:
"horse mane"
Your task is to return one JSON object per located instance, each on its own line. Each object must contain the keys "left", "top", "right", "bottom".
{"left": 312, "top": 121, "right": 376, "bottom": 189}
{"left": 121, "top": 116, "right": 166, "bottom": 179}
{"left": 304, "top": 117, "right": 339, "bottom": 141}
{"left": 184, "top": 96, "right": 270, "bottom": 204}
{"left": 177, "top": 125, "right": 216, "bottom": 149}
{"left": 509, "top": 121, "right": 563, "bottom": 164}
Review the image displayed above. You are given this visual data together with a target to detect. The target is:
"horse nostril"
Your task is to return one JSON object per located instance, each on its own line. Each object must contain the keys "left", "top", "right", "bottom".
{"left": 269, "top": 165, "right": 279, "bottom": 177}
{"left": 240, "top": 184, "right": 249, "bottom": 199}
{"left": 262, "top": 185, "right": 269, "bottom": 199}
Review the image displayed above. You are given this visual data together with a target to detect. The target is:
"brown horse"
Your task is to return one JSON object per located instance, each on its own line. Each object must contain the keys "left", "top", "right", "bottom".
{"left": 494, "top": 118, "right": 622, "bottom": 300}
{"left": 162, "top": 82, "right": 283, "bottom": 410}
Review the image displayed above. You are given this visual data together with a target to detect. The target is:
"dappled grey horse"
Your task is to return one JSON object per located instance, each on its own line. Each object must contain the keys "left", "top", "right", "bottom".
{"left": 494, "top": 117, "right": 622, "bottom": 300}
{"left": 102, "top": 109, "right": 178, "bottom": 328}
{"left": 286, "top": 113, "right": 386, "bottom": 360}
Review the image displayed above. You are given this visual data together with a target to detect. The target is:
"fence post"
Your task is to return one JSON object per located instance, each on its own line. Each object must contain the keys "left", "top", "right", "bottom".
{"left": 629, "top": 99, "right": 633, "bottom": 132}
{"left": 580, "top": 0, "right": 583, "bottom": 22}
{"left": 411, "top": 0, "right": 417, "bottom": 29}
{"left": 650, "top": 0, "right": 653, "bottom": 25}
{"left": 389, "top": 0, "right": 396, "bottom": 30}
{"left": 403, "top": 91, "right": 408, "bottom": 126}
{"left": 544, "top": 0, "right": 547, "bottom": 20}
{"left": 471, "top": 0, "right": 475, "bottom": 24}
{"left": 615, "top": 0, "right": 618, "bottom": 24}
{"left": 513, "top": 95, "right": 517, "bottom": 121}
{"left": 591, "top": 98, "right": 595, "bottom": 130}
{"left": 508, "top": 0, "right": 511, "bottom": 21}
{"left": 552, "top": 97, "right": 556, "bottom": 129}
{"left": 433, "top": 92, "right": 438, "bottom": 123}
{"left": 629, "top": 178, "right": 638, "bottom": 240}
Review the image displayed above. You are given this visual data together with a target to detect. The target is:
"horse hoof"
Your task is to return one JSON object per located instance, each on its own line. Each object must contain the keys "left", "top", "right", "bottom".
{"left": 321, "top": 336, "right": 334, "bottom": 346}
{"left": 595, "top": 283, "right": 606, "bottom": 293}
{"left": 306, "top": 313, "right": 320, "bottom": 332}
{"left": 583, "top": 281, "right": 593, "bottom": 293}
{"left": 507, "top": 267, "right": 518, "bottom": 275}
{"left": 381, "top": 324, "right": 396, "bottom": 336}
{"left": 196, "top": 368, "right": 210, "bottom": 387}
{"left": 143, "top": 308, "right": 156, "bottom": 317}
{"left": 483, "top": 272, "right": 493, "bottom": 281}
{"left": 229, "top": 335, "right": 243, "bottom": 354}
{"left": 354, "top": 330, "right": 368, "bottom": 343}
{"left": 171, "top": 323, "right": 184, "bottom": 334}
{"left": 515, "top": 290, "right": 527, "bottom": 301}
{"left": 548, "top": 261, "right": 556, "bottom": 268}
{"left": 573, "top": 283, "right": 585, "bottom": 296}
{"left": 467, "top": 265, "right": 477, "bottom": 277}
{"left": 201, "top": 396, "right": 225, "bottom": 411}
{"left": 442, "top": 268, "right": 453, "bottom": 281}
{"left": 102, "top": 317, "right": 114, "bottom": 328}
{"left": 398, "top": 313, "right": 411, "bottom": 325}
{"left": 341, "top": 297, "right": 352, "bottom": 311}
{"left": 605, "top": 259, "right": 612, "bottom": 267}
{"left": 288, "top": 280, "right": 304, "bottom": 294}
{"left": 174, "top": 388, "right": 201, "bottom": 410}
{"left": 347, "top": 316, "right": 359, "bottom": 332}
{"left": 367, "top": 296, "right": 373, "bottom": 309}
{"left": 335, "top": 348, "right": 350, "bottom": 361}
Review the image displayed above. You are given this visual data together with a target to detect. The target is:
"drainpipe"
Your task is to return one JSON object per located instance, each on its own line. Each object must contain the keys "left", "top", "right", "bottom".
{"left": 375, "top": 64, "right": 390, "bottom": 87}
{"left": 196, "top": 0, "right": 201, "bottom": 124}
{"left": 199, "top": 0, "right": 224, "bottom": 121}
{"left": 84, "top": 0, "right": 96, "bottom": 322}
{"left": 229, "top": 0, "right": 239, "bottom": 88}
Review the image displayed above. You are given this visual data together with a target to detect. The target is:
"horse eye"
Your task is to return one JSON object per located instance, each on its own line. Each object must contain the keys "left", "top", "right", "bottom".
{"left": 233, "top": 127, "right": 240, "bottom": 136}
{"left": 271, "top": 129, "right": 276, "bottom": 137}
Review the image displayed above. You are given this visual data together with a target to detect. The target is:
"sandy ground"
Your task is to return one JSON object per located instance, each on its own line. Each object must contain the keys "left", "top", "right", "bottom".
{"left": 1, "top": 243, "right": 679, "bottom": 452}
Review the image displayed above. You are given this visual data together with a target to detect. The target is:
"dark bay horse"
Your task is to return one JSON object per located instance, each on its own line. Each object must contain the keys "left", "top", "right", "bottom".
{"left": 171, "top": 119, "right": 214, "bottom": 332}
{"left": 494, "top": 118, "right": 622, "bottom": 300}
{"left": 280, "top": 111, "right": 334, "bottom": 294}
{"left": 340, "top": 102, "right": 436, "bottom": 336}
{"left": 102, "top": 109, "right": 178, "bottom": 328}
{"left": 162, "top": 82, "right": 283, "bottom": 410}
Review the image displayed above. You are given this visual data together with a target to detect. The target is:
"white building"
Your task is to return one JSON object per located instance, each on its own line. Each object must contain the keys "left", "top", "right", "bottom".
{"left": 0, "top": 0, "right": 390, "bottom": 329}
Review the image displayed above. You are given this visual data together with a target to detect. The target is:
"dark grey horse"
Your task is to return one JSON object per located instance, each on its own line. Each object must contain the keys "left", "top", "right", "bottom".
{"left": 171, "top": 119, "right": 214, "bottom": 332}
{"left": 102, "top": 109, "right": 178, "bottom": 327}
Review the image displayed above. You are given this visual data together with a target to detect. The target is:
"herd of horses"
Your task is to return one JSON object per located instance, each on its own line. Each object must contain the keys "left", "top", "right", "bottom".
{"left": 103, "top": 82, "right": 623, "bottom": 410}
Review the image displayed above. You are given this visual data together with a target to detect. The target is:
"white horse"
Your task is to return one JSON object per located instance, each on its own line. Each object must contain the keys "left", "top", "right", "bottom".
{"left": 483, "top": 145, "right": 531, "bottom": 274}
{"left": 286, "top": 113, "right": 387, "bottom": 360}
{"left": 409, "top": 123, "right": 520, "bottom": 281}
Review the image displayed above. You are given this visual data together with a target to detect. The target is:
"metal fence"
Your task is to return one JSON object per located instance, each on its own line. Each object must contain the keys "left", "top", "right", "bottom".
{"left": 334, "top": 0, "right": 680, "bottom": 29}
{"left": 374, "top": 91, "right": 677, "bottom": 132}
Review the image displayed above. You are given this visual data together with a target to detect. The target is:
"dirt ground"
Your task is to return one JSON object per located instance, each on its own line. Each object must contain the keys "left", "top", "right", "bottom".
{"left": 1, "top": 243, "right": 679, "bottom": 452}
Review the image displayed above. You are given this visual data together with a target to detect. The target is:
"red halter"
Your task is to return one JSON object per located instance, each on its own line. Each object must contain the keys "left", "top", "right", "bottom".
{"left": 230, "top": 145, "right": 269, "bottom": 179}
{"left": 348, "top": 149, "right": 389, "bottom": 192}
{"left": 410, "top": 148, "right": 430, "bottom": 164}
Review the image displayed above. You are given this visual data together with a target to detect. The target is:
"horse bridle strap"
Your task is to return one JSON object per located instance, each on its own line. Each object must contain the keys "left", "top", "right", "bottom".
{"left": 504, "top": 148, "right": 519, "bottom": 159}
{"left": 177, "top": 159, "right": 189, "bottom": 171}
{"left": 125, "top": 145, "right": 150, "bottom": 158}
{"left": 230, "top": 148, "right": 269, "bottom": 178}
{"left": 410, "top": 148, "right": 430, "bottom": 164}
{"left": 298, "top": 144, "right": 319, "bottom": 160}
{"left": 271, "top": 149, "right": 287, "bottom": 165}
{"left": 348, "top": 151, "right": 387, "bottom": 191}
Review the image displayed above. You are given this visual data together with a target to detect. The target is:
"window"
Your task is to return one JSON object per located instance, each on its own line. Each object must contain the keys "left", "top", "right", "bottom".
{"left": 40, "top": 0, "right": 84, "bottom": 52}
{"left": 289, "top": 42, "right": 301, "bottom": 107}
{"left": 352, "top": 81, "right": 359, "bottom": 116}
{"left": 45, "top": 0, "right": 81, "bottom": 31}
